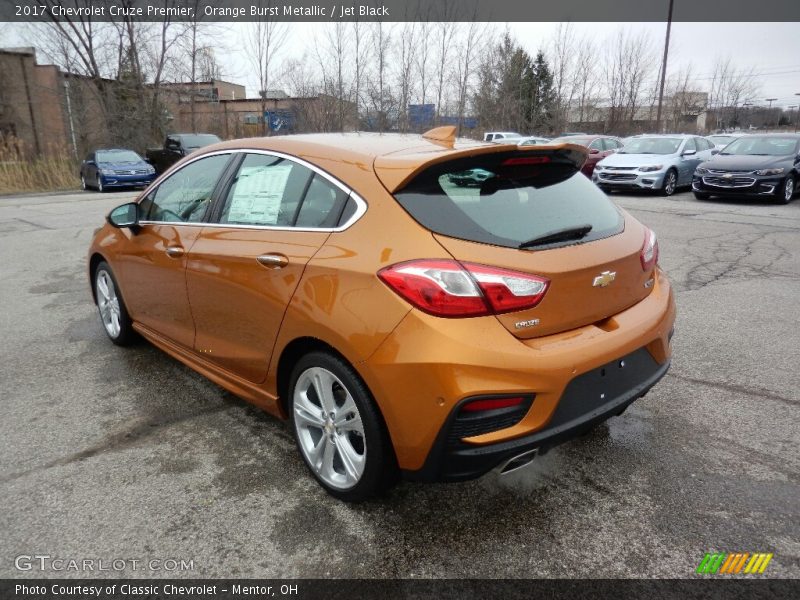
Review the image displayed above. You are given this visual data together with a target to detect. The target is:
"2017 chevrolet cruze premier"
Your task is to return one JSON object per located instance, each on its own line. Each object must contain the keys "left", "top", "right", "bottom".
{"left": 88, "top": 128, "right": 676, "bottom": 501}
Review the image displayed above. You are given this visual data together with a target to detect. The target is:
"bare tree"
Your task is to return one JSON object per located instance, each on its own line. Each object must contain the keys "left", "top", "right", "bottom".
{"left": 246, "top": 1, "right": 288, "bottom": 135}
{"left": 314, "top": 23, "right": 350, "bottom": 131}
{"left": 432, "top": 2, "right": 458, "bottom": 124}
{"left": 708, "top": 56, "right": 759, "bottom": 130}
{"left": 395, "top": 23, "right": 417, "bottom": 133}
{"left": 571, "top": 35, "right": 600, "bottom": 127}
{"left": 453, "top": 16, "right": 487, "bottom": 136}
{"left": 604, "top": 28, "right": 656, "bottom": 134}
{"left": 549, "top": 23, "right": 577, "bottom": 133}
{"left": 366, "top": 22, "right": 393, "bottom": 132}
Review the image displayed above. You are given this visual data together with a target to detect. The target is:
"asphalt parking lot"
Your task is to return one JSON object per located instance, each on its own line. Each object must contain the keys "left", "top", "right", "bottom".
{"left": 0, "top": 186, "right": 798, "bottom": 579}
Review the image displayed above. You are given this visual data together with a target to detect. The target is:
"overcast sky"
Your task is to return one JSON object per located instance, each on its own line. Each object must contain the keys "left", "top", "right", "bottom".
{"left": 5, "top": 21, "right": 799, "bottom": 108}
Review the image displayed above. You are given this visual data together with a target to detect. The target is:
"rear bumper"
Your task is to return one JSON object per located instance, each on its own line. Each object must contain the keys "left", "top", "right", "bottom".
{"left": 405, "top": 348, "right": 670, "bottom": 482}
{"left": 361, "top": 269, "right": 676, "bottom": 478}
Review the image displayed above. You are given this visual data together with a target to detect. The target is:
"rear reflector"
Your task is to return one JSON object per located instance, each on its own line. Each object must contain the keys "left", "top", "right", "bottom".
{"left": 378, "top": 259, "right": 549, "bottom": 318}
{"left": 461, "top": 396, "right": 527, "bottom": 412}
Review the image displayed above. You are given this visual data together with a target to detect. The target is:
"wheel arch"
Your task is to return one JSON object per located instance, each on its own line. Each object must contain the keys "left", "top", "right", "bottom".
{"left": 88, "top": 252, "right": 107, "bottom": 304}
{"left": 275, "top": 335, "right": 398, "bottom": 468}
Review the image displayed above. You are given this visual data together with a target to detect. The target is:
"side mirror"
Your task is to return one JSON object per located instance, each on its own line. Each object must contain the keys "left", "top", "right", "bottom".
{"left": 682, "top": 149, "right": 697, "bottom": 156}
{"left": 107, "top": 202, "right": 139, "bottom": 229}
{"left": 711, "top": 149, "right": 719, "bottom": 155}
{"left": 589, "top": 148, "right": 600, "bottom": 155}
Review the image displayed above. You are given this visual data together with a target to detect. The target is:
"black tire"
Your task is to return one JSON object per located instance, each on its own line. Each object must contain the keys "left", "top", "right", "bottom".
{"left": 289, "top": 351, "right": 398, "bottom": 502}
{"left": 693, "top": 191, "right": 711, "bottom": 200}
{"left": 93, "top": 261, "right": 137, "bottom": 346}
{"left": 778, "top": 175, "right": 795, "bottom": 204}
{"left": 661, "top": 169, "right": 678, "bottom": 196}
{"left": 96, "top": 176, "right": 104, "bottom": 193}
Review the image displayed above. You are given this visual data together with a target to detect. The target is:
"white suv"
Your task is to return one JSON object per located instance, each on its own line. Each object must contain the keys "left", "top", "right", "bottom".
{"left": 483, "top": 132, "right": 522, "bottom": 142}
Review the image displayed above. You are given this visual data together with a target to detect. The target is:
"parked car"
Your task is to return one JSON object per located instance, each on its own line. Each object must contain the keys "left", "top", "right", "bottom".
{"left": 593, "top": 134, "right": 715, "bottom": 196}
{"left": 706, "top": 132, "right": 748, "bottom": 153}
{"left": 549, "top": 135, "right": 624, "bottom": 177}
{"left": 692, "top": 134, "right": 800, "bottom": 204}
{"left": 518, "top": 136, "right": 551, "bottom": 146}
{"left": 483, "top": 131, "right": 522, "bottom": 142}
{"left": 558, "top": 132, "right": 588, "bottom": 137}
{"left": 88, "top": 129, "right": 675, "bottom": 502}
{"left": 146, "top": 133, "right": 221, "bottom": 175}
{"left": 80, "top": 149, "right": 155, "bottom": 192}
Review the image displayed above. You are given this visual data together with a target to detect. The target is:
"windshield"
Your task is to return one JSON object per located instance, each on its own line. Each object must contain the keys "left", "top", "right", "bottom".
{"left": 618, "top": 137, "right": 682, "bottom": 155}
{"left": 720, "top": 137, "right": 799, "bottom": 156}
{"left": 394, "top": 153, "right": 623, "bottom": 250}
{"left": 180, "top": 134, "right": 221, "bottom": 148}
{"left": 97, "top": 150, "right": 142, "bottom": 163}
{"left": 708, "top": 136, "right": 734, "bottom": 145}
{"left": 550, "top": 137, "right": 592, "bottom": 147}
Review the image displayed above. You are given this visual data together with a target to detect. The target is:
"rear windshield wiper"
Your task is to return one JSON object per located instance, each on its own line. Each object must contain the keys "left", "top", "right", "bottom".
{"left": 518, "top": 224, "right": 593, "bottom": 249}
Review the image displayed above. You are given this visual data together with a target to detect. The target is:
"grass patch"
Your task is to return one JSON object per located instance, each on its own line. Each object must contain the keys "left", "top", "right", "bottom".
{"left": 0, "top": 137, "right": 79, "bottom": 194}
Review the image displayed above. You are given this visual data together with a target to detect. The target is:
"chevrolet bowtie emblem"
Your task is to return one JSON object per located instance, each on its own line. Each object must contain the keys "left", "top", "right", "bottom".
{"left": 593, "top": 271, "right": 616, "bottom": 287}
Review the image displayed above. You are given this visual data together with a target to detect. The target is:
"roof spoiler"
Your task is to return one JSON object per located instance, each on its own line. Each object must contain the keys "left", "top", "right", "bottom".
{"left": 422, "top": 126, "right": 457, "bottom": 148}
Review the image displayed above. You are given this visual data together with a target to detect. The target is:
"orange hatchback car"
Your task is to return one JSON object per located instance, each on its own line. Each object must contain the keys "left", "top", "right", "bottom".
{"left": 88, "top": 128, "right": 675, "bottom": 501}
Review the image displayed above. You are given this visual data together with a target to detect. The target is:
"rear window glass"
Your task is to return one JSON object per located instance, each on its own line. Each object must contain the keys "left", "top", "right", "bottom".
{"left": 394, "top": 153, "right": 623, "bottom": 249}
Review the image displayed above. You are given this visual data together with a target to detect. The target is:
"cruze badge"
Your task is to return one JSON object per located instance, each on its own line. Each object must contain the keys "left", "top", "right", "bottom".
{"left": 593, "top": 271, "right": 617, "bottom": 287}
{"left": 515, "top": 318, "right": 540, "bottom": 330}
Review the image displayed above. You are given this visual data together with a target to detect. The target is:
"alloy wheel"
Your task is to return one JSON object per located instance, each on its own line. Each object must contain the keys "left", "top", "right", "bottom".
{"left": 784, "top": 177, "right": 794, "bottom": 203}
{"left": 81, "top": 175, "right": 86, "bottom": 191}
{"left": 293, "top": 366, "right": 366, "bottom": 490}
{"left": 95, "top": 270, "right": 122, "bottom": 338}
{"left": 664, "top": 171, "right": 676, "bottom": 196}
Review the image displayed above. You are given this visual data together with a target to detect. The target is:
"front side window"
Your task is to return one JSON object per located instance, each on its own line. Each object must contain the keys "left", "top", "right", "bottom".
{"left": 140, "top": 154, "right": 230, "bottom": 223}
{"left": 588, "top": 139, "right": 603, "bottom": 151}
{"left": 683, "top": 138, "right": 696, "bottom": 152}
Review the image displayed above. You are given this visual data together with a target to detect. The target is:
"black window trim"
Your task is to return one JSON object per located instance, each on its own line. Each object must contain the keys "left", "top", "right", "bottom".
{"left": 136, "top": 149, "right": 367, "bottom": 232}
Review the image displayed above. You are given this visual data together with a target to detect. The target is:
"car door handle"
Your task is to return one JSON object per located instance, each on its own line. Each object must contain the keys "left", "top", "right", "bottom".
{"left": 165, "top": 246, "right": 185, "bottom": 258}
{"left": 256, "top": 253, "right": 289, "bottom": 269}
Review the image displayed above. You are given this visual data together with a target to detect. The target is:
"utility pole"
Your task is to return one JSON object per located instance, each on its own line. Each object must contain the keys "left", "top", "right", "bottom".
{"left": 796, "top": 93, "right": 800, "bottom": 132}
{"left": 742, "top": 101, "right": 753, "bottom": 130}
{"left": 766, "top": 98, "right": 777, "bottom": 130}
{"left": 655, "top": 0, "right": 675, "bottom": 134}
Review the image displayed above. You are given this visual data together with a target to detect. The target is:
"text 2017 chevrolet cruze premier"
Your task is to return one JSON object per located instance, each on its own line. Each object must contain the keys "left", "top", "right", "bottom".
{"left": 88, "top": 129, "right": 676, "bottom": 501}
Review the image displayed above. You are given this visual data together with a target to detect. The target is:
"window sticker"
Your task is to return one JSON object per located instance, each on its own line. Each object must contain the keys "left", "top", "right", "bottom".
{"left": 226, "top": 163, "right": 293, "bottom": 225}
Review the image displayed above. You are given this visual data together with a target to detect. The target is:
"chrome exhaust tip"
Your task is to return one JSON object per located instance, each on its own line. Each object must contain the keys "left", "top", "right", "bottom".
{"left": 497, "top": 449, "right": 537, "bottom": 475}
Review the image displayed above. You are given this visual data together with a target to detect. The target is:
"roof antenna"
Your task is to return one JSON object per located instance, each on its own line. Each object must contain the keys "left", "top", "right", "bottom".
{"left": 422, "top": 126, "right": 457, "bottom": 148}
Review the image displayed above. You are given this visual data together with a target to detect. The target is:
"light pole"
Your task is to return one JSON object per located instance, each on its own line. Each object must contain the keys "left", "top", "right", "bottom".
{"left": 655, "top": 0, "right": 675, "bottom": 133}
{"left": 766, "top": 98, "right": 777, "bottom": 130}
{"left": 742, "top": 102, "right": 753, "bottom": 130}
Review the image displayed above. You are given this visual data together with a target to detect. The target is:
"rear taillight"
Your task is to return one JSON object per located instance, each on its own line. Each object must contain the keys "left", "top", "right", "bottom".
{"left": 640, "top": 227, "right": 659, "bottom": 272}
{"left": 377, "top": 259, "right": 549, "bottom": 318}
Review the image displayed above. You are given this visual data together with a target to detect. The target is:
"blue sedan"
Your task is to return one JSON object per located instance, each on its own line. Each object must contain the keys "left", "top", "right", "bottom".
{"left": 80, "top": 149, "right": 156, "bottom": 192}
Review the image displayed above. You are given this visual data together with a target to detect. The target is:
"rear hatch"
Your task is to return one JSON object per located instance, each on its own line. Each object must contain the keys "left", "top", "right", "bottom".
{"left": 384, "top": 146, "right": 655, "bottom": 339}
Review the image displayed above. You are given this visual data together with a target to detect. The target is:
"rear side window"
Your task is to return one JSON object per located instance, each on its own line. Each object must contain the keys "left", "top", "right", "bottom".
{"left": 220, "top": 154, "right": 313, "bottom": 226}
{"left": 219, "top": 153, "right": 350, "bottom": 228}
{"left": 394, "top": 152, "right": 623, "bottom": 249}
